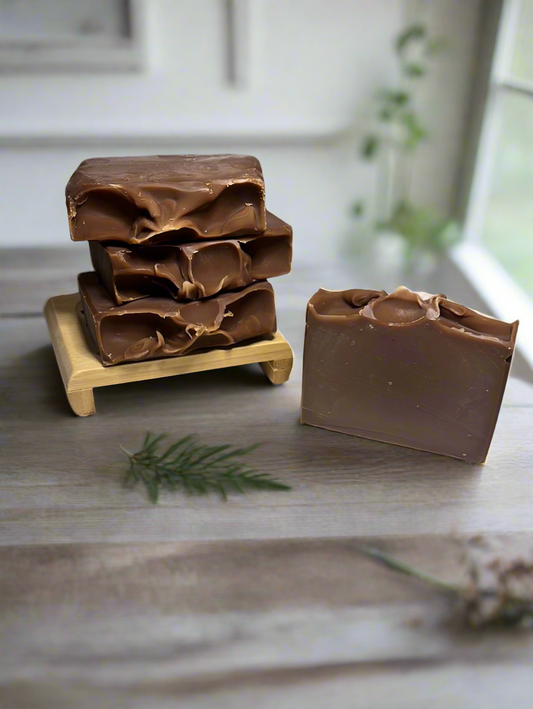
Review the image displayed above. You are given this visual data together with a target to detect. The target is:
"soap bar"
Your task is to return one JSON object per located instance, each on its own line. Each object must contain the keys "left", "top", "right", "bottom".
{"left": 301, "top": 286, "right": 518, "bottom": 464}
{"left": 89, "top": 212, "right": 292, "bottom": 304}
{"left": 66, "top": 154, "right": 266, "bottom": 244}
{"left": 78, "top": 272, "right": 276, "bottom": 366}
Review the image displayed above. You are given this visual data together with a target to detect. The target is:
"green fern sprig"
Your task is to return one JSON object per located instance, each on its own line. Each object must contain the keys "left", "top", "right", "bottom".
{"left": 120, "top": 432, "right": 291, "bottom": 503}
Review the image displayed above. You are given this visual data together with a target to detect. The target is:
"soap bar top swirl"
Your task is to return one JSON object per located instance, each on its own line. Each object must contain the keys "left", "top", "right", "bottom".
{"left": 89, "top": 211, "right": 292, "bottom": 304}
{"left": 66, "top": 154, "right": 266, "bottom": 244}
{"left": 308, "top": 286, "right": 516, "bottom": 342}
{"left": 78, "top": 271, "right": 277, "bottom": 366}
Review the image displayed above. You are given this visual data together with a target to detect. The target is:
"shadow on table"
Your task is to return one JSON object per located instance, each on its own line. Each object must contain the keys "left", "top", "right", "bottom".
{"left": 96, "top": 360, "right": 277, "bottom": 410}
{"left": 292, "top": 419, "right": 484, "bottom": 482}
{"left": 10, "top": 343, "right": 287, "bottom": 421}
{"left": 4, "top": 344, "right": 73, "bottom": 419}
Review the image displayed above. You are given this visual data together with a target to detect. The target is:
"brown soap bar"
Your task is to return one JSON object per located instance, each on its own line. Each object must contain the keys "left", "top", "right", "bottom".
{"left": 89, "top": 212, "right": 292, "bottom": 304}
{"left": 66, "top": 154, "right": 266, "bottom": 244}
{"left": 301, "top": 286, "right": 518, "bottom": 464}
{"left": 78, "top": 272, "right": 276, "bottom": 366}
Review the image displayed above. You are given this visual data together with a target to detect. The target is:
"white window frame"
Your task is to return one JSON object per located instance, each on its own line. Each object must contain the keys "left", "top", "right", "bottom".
{"left": 452, "top": 0, "right": 533, "bottom": 369}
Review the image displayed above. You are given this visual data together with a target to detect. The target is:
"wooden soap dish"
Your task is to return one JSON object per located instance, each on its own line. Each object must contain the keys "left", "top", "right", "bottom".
{"left": 44, "top": 294, "right": 294, "bottom": 417}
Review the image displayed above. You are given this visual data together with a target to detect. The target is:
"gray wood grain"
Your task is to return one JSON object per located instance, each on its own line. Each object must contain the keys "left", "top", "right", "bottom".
{"left": 1, "top": 536, "right": 533, "bottom": 708}
{"left": 1, "top": 316, "right": 533, "bottom": 544}
{"left": 1, "top": 247, "right": 533, "bottom": 708}
{"left": 3, "top": 663, "right": 532, "bottom": 709}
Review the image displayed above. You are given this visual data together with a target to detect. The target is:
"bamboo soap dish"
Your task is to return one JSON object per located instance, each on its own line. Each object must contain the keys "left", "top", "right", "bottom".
{"left": 44, "top": 294, "right": 294, "bottom": 417}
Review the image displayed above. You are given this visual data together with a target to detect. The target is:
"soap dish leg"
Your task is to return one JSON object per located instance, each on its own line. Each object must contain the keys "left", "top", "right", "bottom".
{"left": 67, "top": 389, "right": 96, "bottom": 417}
{"left": 260, "top": 357, "right": 293, "bottom": 385}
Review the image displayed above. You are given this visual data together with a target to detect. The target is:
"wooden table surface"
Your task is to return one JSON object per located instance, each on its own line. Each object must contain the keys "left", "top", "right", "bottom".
{"left": 1, "top": 248, "right": 533, "bottom": 708}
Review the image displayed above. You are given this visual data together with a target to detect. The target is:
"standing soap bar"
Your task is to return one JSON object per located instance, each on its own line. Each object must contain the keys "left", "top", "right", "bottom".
{"left": 301, "top": 287, "right": 518, "bottom": 464}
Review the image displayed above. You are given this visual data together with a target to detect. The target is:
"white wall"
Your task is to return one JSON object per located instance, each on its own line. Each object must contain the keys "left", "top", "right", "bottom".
{"left": 0, "top": 0, "right": 403, "bottom": 138}
{"left": 0, "top": 0, "right": 481, "bottom": 263}
{"left": 408, "top": 0, "right": 483, "bottom": 214}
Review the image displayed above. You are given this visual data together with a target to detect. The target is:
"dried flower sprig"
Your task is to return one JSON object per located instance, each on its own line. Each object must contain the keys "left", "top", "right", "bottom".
{"left": 120, "top": 432, "right": 291, "bottom": 503}
{"left": 357, "top": 541, "right": 533, "bottom": 628}
{"left": 461, "top": 538, "right": 533, "bottom": 627}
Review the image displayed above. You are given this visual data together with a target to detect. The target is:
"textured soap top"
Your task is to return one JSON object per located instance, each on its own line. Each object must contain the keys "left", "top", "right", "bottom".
{"left": 308, "top": 286, "right": 516, "bottom": 342}
{"left": 66, "top": 154, "right": 267, "bottom": 244}
{"left": 90, "top": 211, "right": 292, "bottom": 304}
{"left": 78, "top": 272, "right": 277, "bottom": 366}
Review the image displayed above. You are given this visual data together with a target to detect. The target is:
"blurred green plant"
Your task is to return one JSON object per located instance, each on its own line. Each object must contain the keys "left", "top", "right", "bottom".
{"left": 352, "top": 23, "right": 460, "bottom": 267}
{"left": 378, "top": 200, "right": 461, "bottom": 263}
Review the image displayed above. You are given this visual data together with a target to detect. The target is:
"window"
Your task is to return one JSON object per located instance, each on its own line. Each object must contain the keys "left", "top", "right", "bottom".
{"left": 454, "top": 0, "right": 533, "bottom": 367}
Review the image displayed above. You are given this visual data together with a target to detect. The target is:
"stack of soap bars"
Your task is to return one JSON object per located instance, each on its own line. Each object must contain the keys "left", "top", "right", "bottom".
{"left": 65, "top": 154, "right": 292, "bottom": 366}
